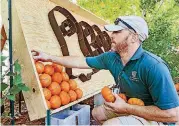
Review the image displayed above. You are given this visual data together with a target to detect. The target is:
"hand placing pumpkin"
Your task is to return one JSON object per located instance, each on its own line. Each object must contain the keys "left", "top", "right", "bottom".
{"left": 101, "top": 87, "right": 128, "bottom": 103}
{"left": 127, "top": 98, "right": 145, "bottom": 106}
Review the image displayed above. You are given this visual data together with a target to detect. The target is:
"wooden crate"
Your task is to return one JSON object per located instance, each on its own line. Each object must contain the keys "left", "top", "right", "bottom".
{"left": 2, "top": 0, "right": 115, "bottom": 121}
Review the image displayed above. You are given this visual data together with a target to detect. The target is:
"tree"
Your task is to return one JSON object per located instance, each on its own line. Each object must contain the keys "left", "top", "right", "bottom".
{"left": 78, "top": 0, "right": 179, "bottom": 79}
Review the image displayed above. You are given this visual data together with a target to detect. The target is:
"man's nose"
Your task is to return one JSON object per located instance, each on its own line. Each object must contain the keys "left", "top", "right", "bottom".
{"left": 110, "top": 35, "right": 114, "bottom": 42}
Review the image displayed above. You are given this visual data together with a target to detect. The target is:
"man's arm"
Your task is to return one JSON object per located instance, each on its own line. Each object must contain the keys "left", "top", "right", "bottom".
{"left": 32, "top": 50, "right": 91, "bottom": 69}
{"left": 49, "top": 55, "right": 90, "bottom": 69}
{"left": 32, "top": 50, "right": 112, "bottom": 70}
{"left": 126, "top": 104, "right": 179, "bottom": 123}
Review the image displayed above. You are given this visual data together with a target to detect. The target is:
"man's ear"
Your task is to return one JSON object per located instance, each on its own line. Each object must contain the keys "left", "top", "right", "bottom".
{"left": 132, "top": 34, "right": 140, "bottom": 43}
{"left": 131, "top": 34, "right": 136, "bottom": 43}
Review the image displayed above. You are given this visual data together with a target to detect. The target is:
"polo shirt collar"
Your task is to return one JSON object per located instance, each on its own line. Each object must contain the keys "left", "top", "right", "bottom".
{"left": 130, "top": 45, "right": 144, "bottom": 60}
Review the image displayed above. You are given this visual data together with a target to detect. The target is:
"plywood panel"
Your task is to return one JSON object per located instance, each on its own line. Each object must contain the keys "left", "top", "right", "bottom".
{"left": 2, "top": 0, "right": 115, "bottom": 121}
{"left": 12, "top": 0, "right": 48, "bottom": 120}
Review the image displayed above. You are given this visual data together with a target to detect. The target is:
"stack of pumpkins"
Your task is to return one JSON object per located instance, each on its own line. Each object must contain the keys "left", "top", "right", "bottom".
{"left": 35, "top": 61, "right": 83, "bottom": 109}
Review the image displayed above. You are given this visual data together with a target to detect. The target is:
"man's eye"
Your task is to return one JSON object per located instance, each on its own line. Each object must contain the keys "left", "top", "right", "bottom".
{"left": 113, "top": 31, "right": 121, "bottom": 34}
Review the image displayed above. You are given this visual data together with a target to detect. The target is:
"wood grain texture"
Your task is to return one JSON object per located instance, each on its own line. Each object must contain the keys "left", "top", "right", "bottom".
{"left": 2, "top": 0, "right": 115, "bottom": 120}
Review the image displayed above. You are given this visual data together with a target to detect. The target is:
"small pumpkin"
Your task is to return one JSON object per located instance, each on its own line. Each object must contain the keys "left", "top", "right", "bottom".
{"left": 128, "top": 98, "right": 145, "bottom": 106}
{"left": 105, "top": 94, "right": 115, "bottom": 102}
{"left": 118, "top": 93, "right": 127, "bottom": 102}
{"left": 101, "top": 86, "right": 115, "bottom": 102}
{"left": 175, "top": 83, "right": 179, "bottom": 92}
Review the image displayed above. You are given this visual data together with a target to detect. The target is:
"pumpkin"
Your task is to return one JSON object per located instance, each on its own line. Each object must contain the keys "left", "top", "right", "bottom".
{"left": 175, "top": 83, "right": 179, "bottom": 91}
{"left": 101, "top": 86, "right": 115, "bottom": 102}
{"left": 128, "top": 98, "right": 145, "bottom": 106}
{"left": 118, "top": 93, "right": 127, "bottom": 102}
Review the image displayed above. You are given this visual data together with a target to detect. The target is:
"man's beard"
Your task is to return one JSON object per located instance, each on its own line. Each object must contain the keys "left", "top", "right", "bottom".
{"left": 115, "top": 40, "right": 128, "bottom": 53}
{"left": 111, "top": 33, "right": 130, "bottom": 53}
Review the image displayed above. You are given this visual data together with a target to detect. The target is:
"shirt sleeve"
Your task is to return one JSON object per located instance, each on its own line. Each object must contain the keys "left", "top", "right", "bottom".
{"left": 146, "top": 62, "right": 179, "bottom": 110}
{"left": 85, "top": 52, "right": 111, "bottom": 70}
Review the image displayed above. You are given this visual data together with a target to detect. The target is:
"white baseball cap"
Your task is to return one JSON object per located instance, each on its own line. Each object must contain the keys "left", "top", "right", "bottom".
{"left": 104, "top": 16, "right": 149, "bottom": 42}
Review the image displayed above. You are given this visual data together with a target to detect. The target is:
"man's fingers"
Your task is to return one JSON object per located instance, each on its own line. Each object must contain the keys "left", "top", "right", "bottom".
{"left": 114, "top": 94, "right": 120, "bottom": 99}
{"left": 31, "top": 50, "right": 39, "bottom": 56}
{"left": 104, "top": 101, "right": 115, "bottom": 108}
{"left": 33, "top": 55, "right": 41, "bottom": 60}
{"left": 112, "top": 93, "right": 121, "bottom": 100}
{"left": 104, "top": 104, "right": 114, "bottom": 111}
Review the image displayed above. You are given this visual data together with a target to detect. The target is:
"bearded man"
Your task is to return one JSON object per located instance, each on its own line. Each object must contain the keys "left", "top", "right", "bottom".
{"left": 33, "top": 16, "right": 179, "bottom": 125}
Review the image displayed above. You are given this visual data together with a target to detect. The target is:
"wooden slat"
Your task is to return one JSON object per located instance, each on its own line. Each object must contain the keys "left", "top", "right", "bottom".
{"left": 12, "top": 0, "right": 47, "bottom": 120}
{"left": 1, "top": 25, "right": 7, "bottom": 51}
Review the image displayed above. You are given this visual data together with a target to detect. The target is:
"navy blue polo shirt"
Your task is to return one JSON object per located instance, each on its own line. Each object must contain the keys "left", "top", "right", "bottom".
{"left": 86, "top": 45, "right": 179, "bottom": 110}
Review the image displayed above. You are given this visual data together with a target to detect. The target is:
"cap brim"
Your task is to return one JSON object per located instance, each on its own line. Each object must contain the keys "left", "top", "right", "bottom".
{"left": 104, "top": 24, "right": 124, "bottom": 32}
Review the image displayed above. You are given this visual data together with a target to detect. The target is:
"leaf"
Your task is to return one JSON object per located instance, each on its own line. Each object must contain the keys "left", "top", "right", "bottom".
{"left": 1, "top": 83, "right": 9, "bottom": 91}
{"left": 1, "top": 34, "right": 4, "bottom": 40}
{"left": 7, "top": 72, "right": 16, "bottom": 76}
{"left": 0, "top": 98, "right": 5, "bottom": 105}
{"left": 1, "top": 62, "right": 6, "bottom": 66}
{"left": 17, "top": 83, "right": 30, "bottom": 91}
{"left": 1, "top": 111, "right": 10, "bottom": 118}
{"left": 14, "top": 60, "right": 21, "bottom": 73}
{"left": 0, "top": 74, "right": 5, "bottom": 82}
{"left": 1, "top": 55, "right": 8, "bottom": 62}
{"left": 7, "top": 95, "right": 15, "bottom": 101}
{"left": 9, "top": 85, "right": 21, "bottom": 95}
{"left": 14, "top": 74, "right": 22, "bottom": 85}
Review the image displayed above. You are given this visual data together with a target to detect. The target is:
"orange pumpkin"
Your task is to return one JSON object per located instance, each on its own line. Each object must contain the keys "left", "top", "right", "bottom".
{"left": 101, "top": 86, "right": 115, "bottom": 102}
{"left": 39, "top": 74, "right": 52, "bottom": 88}
{"left": 52, "top": 63, "right": 63, "bottom": 73}
{"left": 61, "top": 72, "right": 69, "bottom": 81}
{"left": 44, "top": 64, "right": 54, "bottom": 75}
{"left": 68, "top": 79, "right": 77, "bottom": 90}
{"left": 75, "top": 88, "right": 83, "bottom": 99}
{"left": 128, "top": 98, "right": 145, "bottom": 106}
{"left": 35, "top": 61, "right": 44, "bottom": 74}
{"left": 175, "top": 83, "right": 179, "bottom": 91}
{"left": 46, "top": 100, "right": 51, "bottom": 109}
{"left": 59, "top": 91, "right": 70, "bottom": 105}
{"left": 105, "top": 94, "right": 115, "bottom": 102}
{"left": 118, "top": 93, "right": 127, "bottom": 102}
{"left": 101, "top": 86, "right": 112, "bottom": 97}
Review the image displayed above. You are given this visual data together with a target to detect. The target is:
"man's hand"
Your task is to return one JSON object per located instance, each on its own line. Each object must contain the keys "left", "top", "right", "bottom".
{"left": 104, "top": 93, "right": 129, "bottom": 114}
{"left": 31, "top": 50, "right": 52, "bottom": 62}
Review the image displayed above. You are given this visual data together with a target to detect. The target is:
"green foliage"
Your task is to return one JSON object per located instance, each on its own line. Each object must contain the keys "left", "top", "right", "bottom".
{"left": 1, "top": 55, "right": 30, "bottom": 107}
{"left": 78, "top": 0, "right": 179, "bottom": 79}
{"left": 142, "top": 1, "right": 179, "bottom": 78}
{"left": 78, "top": 0, "right": 141, "bottom": 22}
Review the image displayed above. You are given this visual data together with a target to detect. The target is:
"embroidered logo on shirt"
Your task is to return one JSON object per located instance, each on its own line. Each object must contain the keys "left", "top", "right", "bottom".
{"left": 130, "top": 71, "right": 139, "bottom": 81}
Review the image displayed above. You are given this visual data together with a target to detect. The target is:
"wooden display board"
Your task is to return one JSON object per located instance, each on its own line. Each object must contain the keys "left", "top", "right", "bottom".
{"left": 2, "top": 0, "right": 115, "bottom": 121}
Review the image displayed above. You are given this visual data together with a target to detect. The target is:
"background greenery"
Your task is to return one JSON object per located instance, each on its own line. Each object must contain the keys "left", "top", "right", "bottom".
{"left": 78, "top": 0, "right": 179, "bottom": 80}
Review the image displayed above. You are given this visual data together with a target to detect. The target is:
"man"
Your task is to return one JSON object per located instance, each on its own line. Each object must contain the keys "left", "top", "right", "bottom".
{"left": 33, "top": 16, "right": 179, "bottom": 125}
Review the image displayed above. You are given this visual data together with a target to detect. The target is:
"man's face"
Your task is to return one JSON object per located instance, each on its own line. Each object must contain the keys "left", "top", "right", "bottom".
{"left": 110, "top": 29, "right": 132, "bottom": 52}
